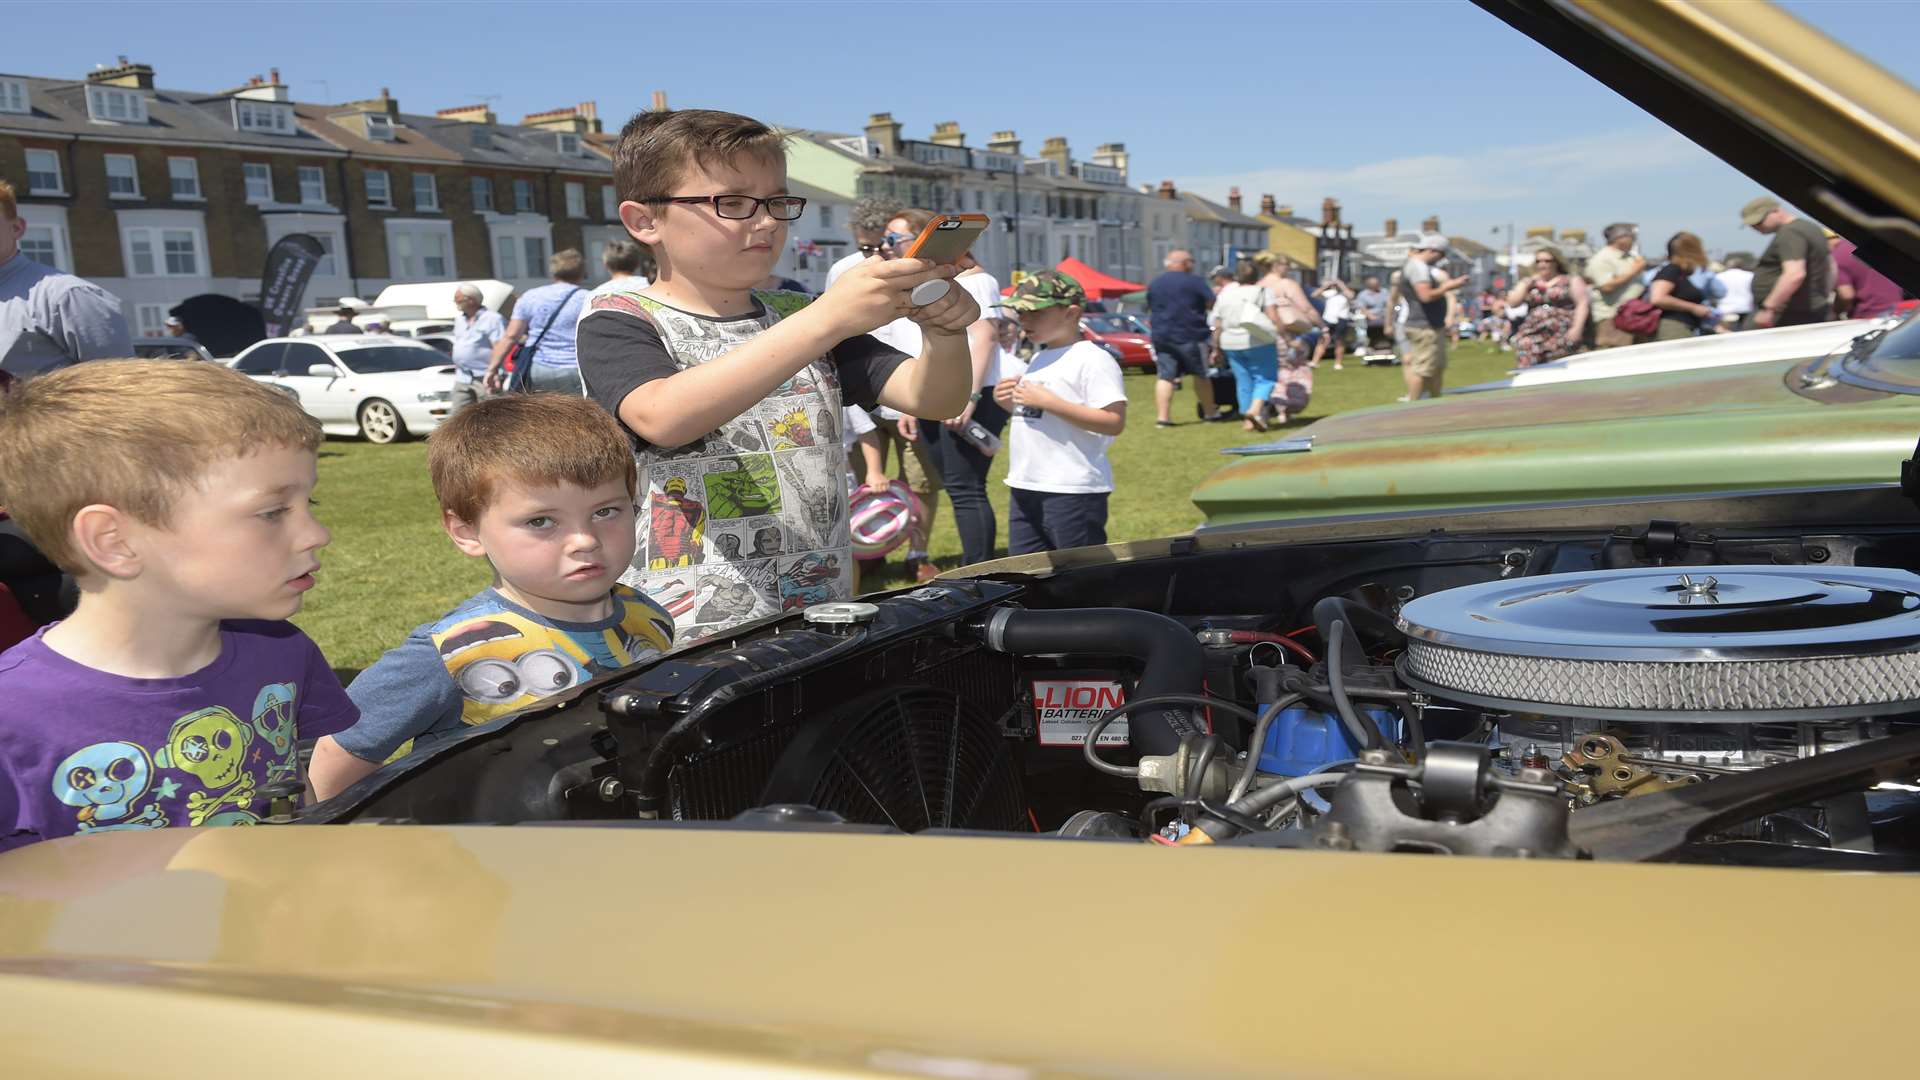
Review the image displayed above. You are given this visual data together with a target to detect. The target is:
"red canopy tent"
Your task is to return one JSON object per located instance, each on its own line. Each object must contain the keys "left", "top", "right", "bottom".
{"left": 1000, "top": 257, "right": 1145, "bottom": 300}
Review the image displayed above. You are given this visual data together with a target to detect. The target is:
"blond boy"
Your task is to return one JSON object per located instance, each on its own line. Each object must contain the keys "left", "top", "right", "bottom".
{"left": 575, "top": 109, "right": 976, "bottom": 645}
{"left": 0, "top": 361, "right": 353, "bottom": 849}
{"left": 308, "top": 394, "right": 672, "bottom": 799}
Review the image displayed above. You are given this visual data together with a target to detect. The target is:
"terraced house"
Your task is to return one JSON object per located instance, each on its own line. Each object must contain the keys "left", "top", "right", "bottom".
{"left": 0, "top": 59, "right": 624, "bottom": 333}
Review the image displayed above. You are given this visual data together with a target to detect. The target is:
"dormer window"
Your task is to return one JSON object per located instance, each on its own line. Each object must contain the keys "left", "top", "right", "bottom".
{"left": 364, "top": 113, "right": 395, "bottom": 141}
{"left": 556, "top": 132, "right": 580, "bottom": 155}
{"left": 86, "top": 85, "right": 147, "bottom": 125}
{"left": 0, "top": 78, "right": 28, "bottom": 114}
{"left": 233, "top": 99, "right": 294, "bottom": 134}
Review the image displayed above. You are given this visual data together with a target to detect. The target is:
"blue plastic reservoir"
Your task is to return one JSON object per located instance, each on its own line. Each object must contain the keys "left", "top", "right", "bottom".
{"left": 1258, "top": 706, "right": 1399, "bottom": 777}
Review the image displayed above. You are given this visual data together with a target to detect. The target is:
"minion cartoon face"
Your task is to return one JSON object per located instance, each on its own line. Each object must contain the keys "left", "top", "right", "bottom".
{"left": 156, "top": 707, "right": 254, "bottom": 791}
{"left": 52, "top": 741, "right": 152, "bottom": 823}
{"left": 433, "top": 613, "right": 589, "bottom": 725}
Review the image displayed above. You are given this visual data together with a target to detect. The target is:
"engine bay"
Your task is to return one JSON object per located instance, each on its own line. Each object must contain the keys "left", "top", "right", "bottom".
{"left": 306, "top": 507, "right": 1920, "bottom": 869}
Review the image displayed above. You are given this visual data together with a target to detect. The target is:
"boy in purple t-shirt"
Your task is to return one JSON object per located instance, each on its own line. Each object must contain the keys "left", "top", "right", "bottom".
{"left": 0, "top": 361, "right": 357, "bottom": 851}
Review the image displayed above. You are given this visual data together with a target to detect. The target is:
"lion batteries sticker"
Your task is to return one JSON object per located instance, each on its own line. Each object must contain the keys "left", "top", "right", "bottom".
{"left": 1032, "top": 679, "right": 1128, "bottom": 746}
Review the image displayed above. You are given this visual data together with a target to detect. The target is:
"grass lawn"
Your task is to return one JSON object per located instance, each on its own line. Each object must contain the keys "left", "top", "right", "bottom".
{"left": 296, "top": 339, "right": 1515, "bottom": 669}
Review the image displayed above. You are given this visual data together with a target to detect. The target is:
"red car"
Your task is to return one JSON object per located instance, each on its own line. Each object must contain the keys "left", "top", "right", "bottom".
{"left": 1081, "top": 313, "right": 1155, "bottom": 371}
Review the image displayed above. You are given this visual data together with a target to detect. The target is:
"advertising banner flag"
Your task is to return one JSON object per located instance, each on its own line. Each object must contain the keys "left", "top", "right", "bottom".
{"left": 258, "top": 233, "right": 327, "bottom": 337}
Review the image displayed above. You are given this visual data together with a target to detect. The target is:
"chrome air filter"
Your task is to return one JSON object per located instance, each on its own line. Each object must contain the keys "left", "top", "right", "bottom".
{"left": 1396, "top": 565, "right": 1920, "bottom": 721}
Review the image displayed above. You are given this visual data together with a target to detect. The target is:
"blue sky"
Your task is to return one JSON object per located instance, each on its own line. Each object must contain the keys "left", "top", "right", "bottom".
{"left": 24, "top": 1, "right": 1918, "bottom": 256}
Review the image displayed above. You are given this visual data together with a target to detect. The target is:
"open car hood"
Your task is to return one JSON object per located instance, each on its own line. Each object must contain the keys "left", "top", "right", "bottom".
{"left": 1478, "top": 0, "right": 1920, "bottom": 289}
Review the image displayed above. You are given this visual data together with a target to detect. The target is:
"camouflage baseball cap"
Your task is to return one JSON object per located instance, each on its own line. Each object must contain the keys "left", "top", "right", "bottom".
{"left": 1002, "top": 270, "right": 1086, "bottom": 312}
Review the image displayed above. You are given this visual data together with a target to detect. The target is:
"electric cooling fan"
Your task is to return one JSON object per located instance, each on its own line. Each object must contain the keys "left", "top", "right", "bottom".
{"left": 759, "top": 684, "right": 1026, "bottom": 831}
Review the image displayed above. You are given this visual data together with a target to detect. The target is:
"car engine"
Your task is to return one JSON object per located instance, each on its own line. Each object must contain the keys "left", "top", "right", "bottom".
{"left": 309, "top": 514, "right": 1920, "bottom": 869}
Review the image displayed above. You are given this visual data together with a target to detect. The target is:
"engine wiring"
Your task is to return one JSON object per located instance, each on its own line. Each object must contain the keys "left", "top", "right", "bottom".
{"left": 1082, "top": 693, "right": 1259, "bottom": 779}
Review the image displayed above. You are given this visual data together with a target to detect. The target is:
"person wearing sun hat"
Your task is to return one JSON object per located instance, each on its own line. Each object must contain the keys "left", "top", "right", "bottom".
{"left": 992, "top": 271, "right": 1128, "bottom": 555}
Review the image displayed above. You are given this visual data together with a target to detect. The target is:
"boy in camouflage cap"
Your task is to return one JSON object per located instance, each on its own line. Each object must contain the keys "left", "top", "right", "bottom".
{"left": 992, "top": 270, "right": 1127, "bottom": 555}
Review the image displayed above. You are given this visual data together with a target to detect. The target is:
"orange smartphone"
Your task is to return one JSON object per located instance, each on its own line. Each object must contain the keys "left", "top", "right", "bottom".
{"left": 902, "top": 213, "right": 990, "bottom": 264}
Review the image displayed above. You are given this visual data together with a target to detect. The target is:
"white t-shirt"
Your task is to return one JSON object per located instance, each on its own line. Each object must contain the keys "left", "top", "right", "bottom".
{"left": 1209, "top": 284, "right": 1276, "bottom": 352}
{"left": 1719, "top": 267, "right": 1756, "bottom": 316}
{"left": 955, "top": 270, "right": 1007, "bottom": 387}
{"left": 1321, "top": 291, "right": 1351, "bottom": 323}
{"left": 1003, "top": 340, "right": 1126, "bottom": 495}
{"left": 874, "top": 271, "right": 1006, "bottom": 385}
{"left": 824, "top": 250, "right": 865, "bottom": 290}
{"left": 591, "top": 274, "right": 649, "bottom": 296}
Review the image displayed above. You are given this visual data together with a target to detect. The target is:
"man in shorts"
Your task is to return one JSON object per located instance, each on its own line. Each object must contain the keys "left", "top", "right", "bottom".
{"left": 1396, "top": 234, "right": 1468, "bottom": 401}
{"left": 1145, "top": 249, "right": 1221, "bottom": 427}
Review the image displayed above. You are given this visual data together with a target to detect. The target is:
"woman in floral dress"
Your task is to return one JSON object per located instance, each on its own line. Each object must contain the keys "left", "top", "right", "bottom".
{"left": 1505, "top": 248, "right": 1590, "bottom": 367}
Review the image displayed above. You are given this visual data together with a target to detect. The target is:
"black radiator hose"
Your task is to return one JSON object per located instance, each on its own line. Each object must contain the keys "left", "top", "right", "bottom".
{"left": 982, "top": 607, "right": 1208, "bottom": 758}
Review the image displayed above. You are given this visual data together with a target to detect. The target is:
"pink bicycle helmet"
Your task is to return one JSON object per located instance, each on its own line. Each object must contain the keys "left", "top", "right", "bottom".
{"left": 848, "top": 480, "right": 924, "bottom": 560}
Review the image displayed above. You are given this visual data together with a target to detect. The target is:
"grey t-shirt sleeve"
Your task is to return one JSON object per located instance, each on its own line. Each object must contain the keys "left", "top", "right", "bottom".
{"left": 336, "top": 630, "right": 463, "bottom": 762}
{"left": 47, "top": 280, "right": 132, "bottom": 361}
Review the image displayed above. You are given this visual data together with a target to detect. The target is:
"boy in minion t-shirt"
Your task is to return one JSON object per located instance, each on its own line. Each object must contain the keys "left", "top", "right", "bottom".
{"left": 308, "top": 394, "right": 673, "bottom": 799}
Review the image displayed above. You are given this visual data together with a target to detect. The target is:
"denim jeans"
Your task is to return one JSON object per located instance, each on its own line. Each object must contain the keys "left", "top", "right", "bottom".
{"left": 1225, "top": 343, "right": 1279, "bottom": 415}
{"left": 526, "top": 363, "right": 584, "bottom": 395}
{"left": 1008, "top": 488, "right": 1109, "bottom": 555}
{"left": 922, "top": 397, "right": 1009, "bottom": 567}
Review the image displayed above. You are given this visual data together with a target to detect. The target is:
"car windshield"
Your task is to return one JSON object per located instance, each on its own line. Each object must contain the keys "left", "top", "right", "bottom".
{"left": 1838, "top": 310, "right": 1920, "bottom": 393}
{"left": 337, "top": 346, "right": 450, "bottom": 374}
{"left": 1084, "top": 314, "right": 1131, "bottom": 334}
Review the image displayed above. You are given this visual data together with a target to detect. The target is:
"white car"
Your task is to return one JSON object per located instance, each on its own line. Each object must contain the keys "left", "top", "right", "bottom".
{"left": 1453, "top": 316, "right": 1895, "bottom": 392}
{"left": 228, "top": 336, "right": 456, "bottom": 443}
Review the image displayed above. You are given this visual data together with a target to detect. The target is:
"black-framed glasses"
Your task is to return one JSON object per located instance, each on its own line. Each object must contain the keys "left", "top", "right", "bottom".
{"left": 643, "top": 194, "right": 807, "bottom": 221}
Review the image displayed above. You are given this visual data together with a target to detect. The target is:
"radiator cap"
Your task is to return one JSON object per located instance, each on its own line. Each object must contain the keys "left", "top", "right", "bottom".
{"left": 804, "top": 601, "right": 879, "bottom": 629}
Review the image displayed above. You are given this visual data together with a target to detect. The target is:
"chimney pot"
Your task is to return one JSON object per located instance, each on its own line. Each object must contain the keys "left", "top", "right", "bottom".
{"left": 270, "top": 67, "right": 280, "bottom": 84}
{"left": 1157, "top": 180, "right": 1177, "bottom": 200}
{"left": 651, "top": 90, "right": 668, "bottom": 111}
{"left": 1277, "top": 205, "right": 1293, "bottom": 219}
{"left": 1385, "top": 217, "right": 1398, "bottom": 238}
{"left": 1228, "top": 187, "right": 1242, "bottom": 212}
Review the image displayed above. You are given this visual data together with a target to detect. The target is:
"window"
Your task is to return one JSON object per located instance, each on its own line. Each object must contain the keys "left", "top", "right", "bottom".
{"left": 1059, "top": 237, "right": 1070, "bottom": 263}
{"left": 565, "top": 182, "right": 585, "bottom": 218}
{"left": 123, "top": 225, "right": 204, "bottom": 277}
{"left": 0, "top": 78, "right": 27, "bottom": 114}
{"left": 233, "top": 99, "right": 293, "bottom": 134}
{"left": 973, "top": 190, "right": 983, "bottom": 211}
{"left": 283, "top": 342, "right": 332, "bottom": 374}
{"left": 235, "top": 342, "right": 287, "bottom": 375}
{"left": 365, "top": 169, "right": 392, "bottom": 208}
{"left": 819, "top": 206, "right": 833, "bottom": 229}
{"left": 134, "top": 303, "right": 169, "bottom": 336}
{"left": 513, "top": 179, "right": 534, "bottom": 213}
{"left": 364, "top": 114, "right": 395, "bottom": 141}
{"left": 471, "top": 176, "right": 493, "bottom": 213}
{"left": 25, "top": 148, "right": 62, "bottom": 194}
{"left": 413, "top": 172, "right": 438, "bottom": 211}
{"left": 298, "top": 165, "right": 326, "bottom": 204}
{"left": 167, "top": 156, "right": 201, "bottom": 199}
{"left": 19, "top": 226, "right": 61, "bottom": 269}
{"left": 557, "top": 132, "right": 580, "bottom": 155}
{"left": 523, "top": 235, "right": 548, "bottom": 276}
{"left": 243, "top": 162, "right": 273, "bottom": 203}
{"left": 495, "top": 234, "right": 519, "bottom": 279}
{"left": 105, "top": 154, "right": 140, "bottom": 198}
{"left": 388, "top": 223, "right": 452, "bottom": 279}
{"left": 601, "top": 185, "right": 616, "bottom": 219}
{"left": 311, "top": 232, "right": 338, "bottom": 277}
{"left": 86, "top": 85, "right": 146, "bottom": 124}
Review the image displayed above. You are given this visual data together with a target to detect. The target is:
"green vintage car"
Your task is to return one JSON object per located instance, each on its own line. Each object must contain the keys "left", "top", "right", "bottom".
{"left": 1193, "top": 319, "right": 1920, "bottom": 528}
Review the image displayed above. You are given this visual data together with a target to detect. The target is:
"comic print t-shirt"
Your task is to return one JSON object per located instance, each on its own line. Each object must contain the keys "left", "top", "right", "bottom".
{"left": 576, "top": 288, "right": 908, "bottom": 646}
{"left": 337, "top": 584, "right": 673, "bottom": 763}
{"left": 0, "top": 620, "right": 357, "bottom": 852}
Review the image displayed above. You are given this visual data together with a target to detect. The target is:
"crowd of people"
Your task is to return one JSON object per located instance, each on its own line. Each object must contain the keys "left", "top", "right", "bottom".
{"left": 1461, "top": 197, "right": 1907, "bottom": 376}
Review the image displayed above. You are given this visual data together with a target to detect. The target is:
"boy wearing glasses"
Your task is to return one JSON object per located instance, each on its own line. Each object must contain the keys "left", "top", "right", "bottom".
{"left": 576, "top": 109, "right": 977, "bottom": 645}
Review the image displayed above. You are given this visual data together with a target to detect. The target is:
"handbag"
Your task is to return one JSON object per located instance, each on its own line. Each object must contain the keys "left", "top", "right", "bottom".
{"left": 1236, "top": 286, "right": 1279, "bottom": 342}
{"left": 1270, "top": 287, "right": 1314, "bottom": 335}
{"left": 1612, "top": 296, "right": 1662, "bottom": 337}
{"left": 505, "top": 286, "right": 584, "bottom": 392}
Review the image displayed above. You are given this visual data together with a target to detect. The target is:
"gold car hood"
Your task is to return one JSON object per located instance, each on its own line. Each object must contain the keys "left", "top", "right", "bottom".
{"left": 3, "top": 826, "right": 1916, "bottom": 1077}
{"left": 1480, "top": 0, "right": 1920, "bottom": 288}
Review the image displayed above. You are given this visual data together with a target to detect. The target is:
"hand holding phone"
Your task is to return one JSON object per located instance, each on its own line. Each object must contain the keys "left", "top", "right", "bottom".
{"left": 903, "top": 213, "right": 990, "bottom": 265}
